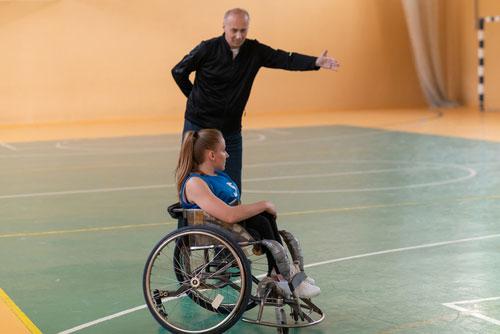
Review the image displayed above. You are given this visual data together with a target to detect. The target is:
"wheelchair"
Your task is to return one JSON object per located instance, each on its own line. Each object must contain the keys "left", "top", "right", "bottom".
{"left": 143, "top": 203, "right": 324, "bottom": 334}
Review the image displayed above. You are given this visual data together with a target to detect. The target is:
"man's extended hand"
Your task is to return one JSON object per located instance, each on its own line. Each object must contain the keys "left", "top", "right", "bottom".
{"left": 315, "top": 50, "right": 340, "bottom": 71}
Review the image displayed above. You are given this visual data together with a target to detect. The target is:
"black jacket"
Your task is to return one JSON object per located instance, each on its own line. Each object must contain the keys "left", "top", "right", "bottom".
{"left": 172, "top": 34, "right": 319, "bottom": 133}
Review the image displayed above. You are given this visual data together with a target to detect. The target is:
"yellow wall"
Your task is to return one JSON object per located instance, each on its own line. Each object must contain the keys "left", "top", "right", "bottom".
{"left": 1, "top": 0, "right": 427, "bottom": 125}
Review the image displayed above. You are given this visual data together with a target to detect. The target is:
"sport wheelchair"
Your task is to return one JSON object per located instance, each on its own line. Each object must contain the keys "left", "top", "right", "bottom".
{"left": 143, "top": 203, "right": 324, "bottom": 334}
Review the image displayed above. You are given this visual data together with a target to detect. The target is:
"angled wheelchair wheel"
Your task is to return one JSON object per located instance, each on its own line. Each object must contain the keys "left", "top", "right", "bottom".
{"left": 143, "top": 225, "right": 252, "bottom": 334}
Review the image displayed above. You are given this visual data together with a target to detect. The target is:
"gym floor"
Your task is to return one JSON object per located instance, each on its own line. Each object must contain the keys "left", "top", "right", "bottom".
{"left": 1, "top": 108, "right": 500, "bottom": 334}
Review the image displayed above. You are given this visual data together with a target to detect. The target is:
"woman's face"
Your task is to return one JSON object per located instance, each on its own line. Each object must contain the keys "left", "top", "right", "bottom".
{"left": 211, "top": 138, "right": 229, "bottom": 171}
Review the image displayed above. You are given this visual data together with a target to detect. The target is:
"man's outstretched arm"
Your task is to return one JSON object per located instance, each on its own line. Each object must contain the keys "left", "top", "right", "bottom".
{"left": 259, "top": 42, "right": 340, "bottom": 72}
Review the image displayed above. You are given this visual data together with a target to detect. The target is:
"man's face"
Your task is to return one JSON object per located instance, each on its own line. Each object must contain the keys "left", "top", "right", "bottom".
{"left": 223, "top": 13, "right": 249, "bottom": 49}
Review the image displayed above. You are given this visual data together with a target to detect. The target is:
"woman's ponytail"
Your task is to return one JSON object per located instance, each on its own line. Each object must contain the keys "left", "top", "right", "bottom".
{"left": 175, "top": 128, "right": 224, "bottom": 196}
{"left": 175, "top": 131, "right": 196, "bottom": 193}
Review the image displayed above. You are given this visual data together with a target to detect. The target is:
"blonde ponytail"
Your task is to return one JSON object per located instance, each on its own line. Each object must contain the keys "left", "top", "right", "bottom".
{"left": 175, "top": 129, "right": 224, "bottom": 196}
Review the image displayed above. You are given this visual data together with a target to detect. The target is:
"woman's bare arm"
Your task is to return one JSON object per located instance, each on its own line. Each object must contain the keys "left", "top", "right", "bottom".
{"left": 185, "top": 177, "right": 276, "bottom": 223}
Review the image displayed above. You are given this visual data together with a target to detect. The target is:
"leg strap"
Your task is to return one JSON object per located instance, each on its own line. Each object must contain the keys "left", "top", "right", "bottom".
{"left": 290, "top": 271, "right": 307, "bottom": 289}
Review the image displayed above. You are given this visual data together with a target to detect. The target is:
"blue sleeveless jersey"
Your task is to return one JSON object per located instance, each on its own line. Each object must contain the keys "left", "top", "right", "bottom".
{"left": 180, "top": 171, "right": 240, "bottom": 209}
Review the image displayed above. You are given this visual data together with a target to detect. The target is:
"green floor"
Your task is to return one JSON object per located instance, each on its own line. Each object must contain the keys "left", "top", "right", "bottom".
{"left": 1, "top": 125, "right": 500, "bottom": 334}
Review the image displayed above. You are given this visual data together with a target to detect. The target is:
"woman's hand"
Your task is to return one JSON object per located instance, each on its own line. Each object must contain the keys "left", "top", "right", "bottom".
{"left": 263, "top": 201, "right": 277, "bottom": 218}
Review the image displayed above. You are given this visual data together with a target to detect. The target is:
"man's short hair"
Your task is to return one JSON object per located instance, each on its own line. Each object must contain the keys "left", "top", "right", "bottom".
{"left": 224, "top": 8, "right": 250, "bottom": 22}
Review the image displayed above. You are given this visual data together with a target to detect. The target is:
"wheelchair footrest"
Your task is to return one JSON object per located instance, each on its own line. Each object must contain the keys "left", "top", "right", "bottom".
{"left": 241, "top": 294, "right": 325, "bottom": 329}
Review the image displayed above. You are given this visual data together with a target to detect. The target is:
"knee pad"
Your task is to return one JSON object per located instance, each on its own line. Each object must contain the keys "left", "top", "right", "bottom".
{"left": 259, "top": 239, "right": 291, "bottom": 280}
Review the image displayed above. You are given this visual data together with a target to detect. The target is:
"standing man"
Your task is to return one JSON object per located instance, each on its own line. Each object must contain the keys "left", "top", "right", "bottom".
{"left": 172, "top": 8, "right": 340, "bottom": 191}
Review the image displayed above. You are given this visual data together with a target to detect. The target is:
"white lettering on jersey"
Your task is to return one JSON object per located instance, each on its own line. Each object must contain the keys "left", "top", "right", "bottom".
{"left": 226, "top": 182, "right": 238, "bottom": 198}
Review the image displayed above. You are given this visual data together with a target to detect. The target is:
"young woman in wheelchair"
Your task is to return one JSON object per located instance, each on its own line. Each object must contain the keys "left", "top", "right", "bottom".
{"left": 175, "top": 128, "right": 320, "bottom": 299}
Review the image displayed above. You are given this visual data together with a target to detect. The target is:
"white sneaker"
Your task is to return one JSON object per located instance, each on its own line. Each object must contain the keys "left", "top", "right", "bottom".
{"left": 275, "top": 279, "right": 321, "bottom": 299}
{"left": 293, "top": 280, "right": 321, "bottom": 299}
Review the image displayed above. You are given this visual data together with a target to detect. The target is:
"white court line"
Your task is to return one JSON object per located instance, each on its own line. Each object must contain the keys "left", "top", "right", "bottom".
{"left": 56, "top": 232, "right": 500, "bottom": 334}
{"left": 0, "top": 114, "right": 441, "bottom": 158}
{"left": 54, "top": 142, "right": 183, "bottom": 153}
{"left": 245, "top": 158, "right": 469, "bottom": 169}
{"left": 443, "top": 304, "right": 500, "bottom": 326}
{"left": 250, "top": 111, "right": 442, "bottom": 146}
{"left": 443, "top": 296, "right": 500, "bottom": 327}
{"left": 54, "top": 133, "right": 266, "bottom": 152}
{"left": 0, "top": 164, "right": 477, "bottom": 200}
{"left": 450, "top": 296, "right": 500, "bottom": 305}
{"left": 261, "top": 128, "right": 292, "bottom": 135}
{"left": 0, "top": 161, "right": 477, "bottom": 199}
{"left": 57, "top": 304, "right": 147, "bottom": 334}
{"left": 244, "top": 165, "right": 477, "bottom": 193}
{"left": 0, "top": 148, "right": 179, "bottom": 158}
{"left": 250, "top": 133, "right": 266, "bottom": 142}
{"left": 304, "top": 233, "right": 500, "bottom": 269}
{"left": 0, "top": 184, "right": 174, "bottom": 200}
{"left": 244, "top": 166, "right": 438, "bottom": 182}
{"left": 0, "top": 167, "right": 475, "bottom": 200}
{"left": 0, "top": 142, "right": 17, "bottom": 151}
{"left": 0, "top": 133, "right": 267, "bottom": 158}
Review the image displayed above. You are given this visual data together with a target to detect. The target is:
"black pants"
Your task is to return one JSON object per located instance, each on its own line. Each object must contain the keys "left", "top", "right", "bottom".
{"left": 240, "top": 212, "right": 283, "bottom": 273}
{"left": 182, "top": 119, "right": 243, "bottom": 191}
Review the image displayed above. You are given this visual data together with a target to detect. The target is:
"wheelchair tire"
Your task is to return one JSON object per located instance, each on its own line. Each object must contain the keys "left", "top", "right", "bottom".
{"left": 143, "top": 225, "right": 252, "bottom": 334}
